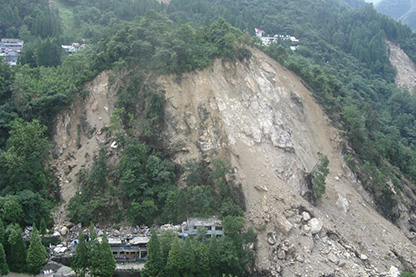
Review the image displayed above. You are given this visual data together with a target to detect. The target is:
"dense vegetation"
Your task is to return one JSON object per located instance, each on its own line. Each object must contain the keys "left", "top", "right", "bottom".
{"left": 142, "top": 224, "right": 256, "bottom": 277}
{"left": 376, "top": 0, "right": 416, "bottom": 30}
{"left": 72, "top": 224, "right": 116, "bottom": 277}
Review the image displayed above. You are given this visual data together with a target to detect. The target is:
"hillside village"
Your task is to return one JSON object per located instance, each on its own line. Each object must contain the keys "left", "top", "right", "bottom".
{"left": 0, "top": 39, "right": 85, "bottom": 66}
{"left": 255, "top": 28, "right": 300, "bottom": 50}
{"left": 38, "top": 217, "right": 224, "bottom": 275}
{"left": 0, "top": 38, "right": 24, "bottom": 66}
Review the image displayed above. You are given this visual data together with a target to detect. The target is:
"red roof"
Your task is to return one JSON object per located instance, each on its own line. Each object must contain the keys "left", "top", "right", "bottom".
{"left": 255, "top": 28, "right": 265, "bottom": 33}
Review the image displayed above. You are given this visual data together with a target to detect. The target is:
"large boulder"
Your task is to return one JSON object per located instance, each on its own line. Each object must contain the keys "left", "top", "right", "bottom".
{"left": 309, "top": 218, "right": 323, "bottom": 234}
{"left": 272, "top": 213, "right": 293, "bottom": 235}
{"left": 60, "top": 226, "right": 69, "bottom": 236}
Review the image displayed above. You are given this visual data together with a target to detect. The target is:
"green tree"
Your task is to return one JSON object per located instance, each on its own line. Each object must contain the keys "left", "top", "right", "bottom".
{"left": 0, "top": 119, "right": 51, "bottom": 197}
{"left": 142, "top": 230, "right": 164, "bottom": 277}
{"left": 310, "top": 152, "right": 330, "bottom": 203}
{"left": 196, "top": 243, "right": 210, "bottom": 277}
{"left": 26, "top": 228, "right": 47, "bottom": 274}
{"left": 165, "top": 237, "right": 183, "bottom": 277}
{"left": 7, "top": 226, "right": 26, "bottom": 273}
{"left": 88, "top": 223, "right": 102, "bottom": 277}
{"left": 0, "top": 243, "right": 9, "bottom": 275}
{"left": 72, "top": 230, "right": 89, "bottom": 277}
{"left": 91, "top": 232, "right": 116, "bottom": 277}
{"left": 40, "top": 218, "right": 47, "bottom": 236}
{"left": 0, "top": 195, "right": 23, "bottom": 225}
{"left": 223, "top": 216, "right": 245, "bottom": 236}
{"left": 182, "top": 237, "right": 196, "bottom": 276}
{"left": 0, "top": 220, "right": 5, "bottom": 246}
{"left": 208, "top": 237, "right": 221, "bottom": 277}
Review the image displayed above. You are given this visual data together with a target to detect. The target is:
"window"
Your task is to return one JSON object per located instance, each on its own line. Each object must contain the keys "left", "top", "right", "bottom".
{"left": 141, "top": 251, "right": 148, "bottom": 258}
{"left": 216, "top": 226, "right": 223, "bottom": 231}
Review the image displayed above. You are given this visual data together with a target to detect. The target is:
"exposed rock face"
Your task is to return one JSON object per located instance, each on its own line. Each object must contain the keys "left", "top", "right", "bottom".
{"left": 158, "top": 47, "right": 416, "bottom": 275}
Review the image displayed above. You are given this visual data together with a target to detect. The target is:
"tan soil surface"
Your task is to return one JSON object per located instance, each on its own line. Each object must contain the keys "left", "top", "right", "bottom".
{"left": 387, "top": 40, "right": 416, "bottom": 91}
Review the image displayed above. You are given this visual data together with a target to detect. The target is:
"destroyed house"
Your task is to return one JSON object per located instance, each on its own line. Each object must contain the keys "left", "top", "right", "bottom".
{"left": 107, "top": 236, "right": 149, "bottom": 262}
{"left": 181, "top": 217, "right": 224, "bottom": 238}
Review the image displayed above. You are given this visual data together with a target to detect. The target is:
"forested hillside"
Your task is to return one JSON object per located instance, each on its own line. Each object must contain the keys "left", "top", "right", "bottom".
{"left": 1, "top": 0, "right": 416, "bottom": 274}
{"left": 375, "top": 0, "right": 416, "bottom": 31}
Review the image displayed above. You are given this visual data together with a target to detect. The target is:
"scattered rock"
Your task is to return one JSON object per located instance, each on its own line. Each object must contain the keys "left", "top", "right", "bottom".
{"left": 302, "top": 211, "right": 311, "bottom": 221}
{"left": 328, "top": 253, "right": 340, "bottom": 265}
{"left": 277, "top": 249, "right": 286, "bottom": 260}
{"left": 267, "top": 233, "right": 276, "bottom": 245}
{"left": 254, "top": 185, "right": 269, "bottom": 192}
{"left": 309, "top": 218, "right": 323, "bottom": 234}
{"left": 60, "top": 226, "right": 69, "bottom": 236}
{"left": 360, "top": 254, "right": 368, "bottom": 261}
{"left": 66, "top": 223, "right": 75, "bottom": 230}
{"left": 110, "top": 141, "right": 118, "bottom": 149}
{"left": 271, "top": 213, "right": 293, "bottom": 235}
{"left": 336, "top": 194, "right": 349, "bottom": 214}
{"left": 388, "top": 266, "right": 400, "bottom": 277}
{"left": 283, "top": 242, "right": 295, "bottom": 255}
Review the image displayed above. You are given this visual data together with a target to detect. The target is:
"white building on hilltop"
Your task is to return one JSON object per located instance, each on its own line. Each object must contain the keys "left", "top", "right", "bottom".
{"left": 254, "top": 28, "right": 299, "bottom": 50}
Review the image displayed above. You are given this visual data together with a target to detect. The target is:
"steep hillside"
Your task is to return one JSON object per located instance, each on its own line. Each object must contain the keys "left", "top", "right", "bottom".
{"left": 158, "top": 47, "right": 416, "bottom": 275}
{"left": 51, "top": 46, "right": 416, "bottom": 274}
{"left": 387, "top": 41, "right": 416, "bottom": 91}
{"left": 376, "top": 0, "right": 416, "bottom": 30}
{"left": 52, "top": 71, "right": 116, "bottom": 225}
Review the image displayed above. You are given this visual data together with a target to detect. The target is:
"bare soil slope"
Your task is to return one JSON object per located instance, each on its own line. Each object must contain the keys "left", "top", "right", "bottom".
{"left": 52, "top": 71, "right": 116, "bottom": 225}
{"left": 159, "top": 47, "right": 416, "bottom": 275}
{"left": 387, "top": 40, "right": 416, "bottom": 91}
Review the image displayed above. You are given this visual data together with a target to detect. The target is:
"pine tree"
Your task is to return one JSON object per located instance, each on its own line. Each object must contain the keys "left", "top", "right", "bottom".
{"left": 0, "top": 220, "right": 5, "bottom": 246}
{"left": 72, "top": 230, "right": 89, "bottom": 277}
{"left": 197, "top": 243, "right": 210, "bottom": 277}
{"left": 165, "top": 237, "right": 183, "bottom": 277}
{"left": 182, "top": 237, "right": 195, "bottom": 275}
{"left": 88, "top": 223, "right": 101, "bottom": 277}
{"left": 142, "top": 230, "right": 164, "bottom": 277}
{"left": 7, "top": 227, "right": 26, "bottom": 273}
{"left": 94, "top": 232, "right": 116, "bottom": 277}
{"left": 208, "top": 237, "right": 221, "bottom": 277}
{"left": 26, "top": 228, "right": 47, "bottom": 274}
{"left": 0, "top": 243, "right": 9, "bottom": 275}
{"left": 40, "top": 218, "right": 47, "bottom": 236}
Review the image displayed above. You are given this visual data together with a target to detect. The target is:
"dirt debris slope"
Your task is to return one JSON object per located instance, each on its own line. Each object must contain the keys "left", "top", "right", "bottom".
{"left": 52, "top": 71, "right": 116, "bottom": 225}
{"left": 387, "top": 40, "right": 416, "bottom": 91}
{"left": 159, "top": 47, "right": 416, "bottom": 276}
